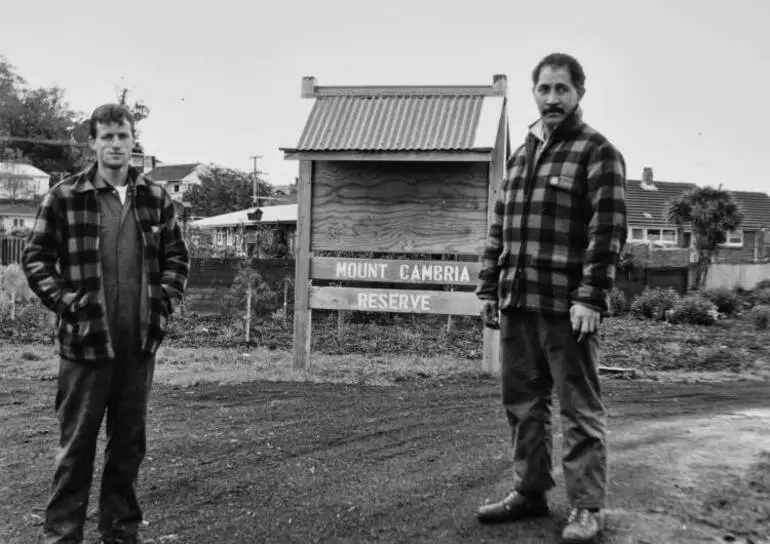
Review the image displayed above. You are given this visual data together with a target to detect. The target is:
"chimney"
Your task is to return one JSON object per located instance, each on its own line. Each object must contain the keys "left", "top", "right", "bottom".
{"left": 492, "top": 74, "right": 507, "bottom": 94}
{"left": 642, "top": 167, "right": 653, "bottom": 184}
{"left": 301, "top": 76, "right": 317, "bottom": 99}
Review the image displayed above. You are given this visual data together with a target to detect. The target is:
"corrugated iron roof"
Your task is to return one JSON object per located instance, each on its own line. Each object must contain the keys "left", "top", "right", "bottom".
{"left": 190, "top": 204, "right": 297, "bottom": 229}
{"left": 293, "top": 94, "right": 489, "bottom": 152}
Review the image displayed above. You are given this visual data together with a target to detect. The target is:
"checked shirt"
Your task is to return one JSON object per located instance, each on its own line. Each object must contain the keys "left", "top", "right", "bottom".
{"left": 477, "top": 108, "right": 627, "bottom": 315}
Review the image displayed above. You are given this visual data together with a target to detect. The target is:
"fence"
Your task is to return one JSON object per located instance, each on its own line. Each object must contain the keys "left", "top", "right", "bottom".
{"left": 184, "top": 257, "right": 295, "bottom": 315}
{"left": 703, "top": 262, "right": 770, "bottom": 290}
{"left": 1, "top": 236, "right": 26, "bottom": 265}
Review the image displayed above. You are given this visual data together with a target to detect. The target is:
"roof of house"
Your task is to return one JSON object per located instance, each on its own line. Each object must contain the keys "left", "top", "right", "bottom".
{"left": 626, "top": 179, "right": 697, "bottom": 226}
{"left": 0, "top": 162, "right": 50, "bottom": 178}
{"left": 0, "top": 201, "right": 39, "bottom": 215}
{"left": 190, "top": 204, "right": 297, "bottom": 229}
{"left": 283, "top": 76, "right": 507, "bottom": 153}
{"left": 729, "top": 190, "right": 770, "bottom": 229}
{"left": 626, "top": 179, "right": 770, "bottom": 229}
{"left": 145, "top": 163, "right": 200, "bottom": 182}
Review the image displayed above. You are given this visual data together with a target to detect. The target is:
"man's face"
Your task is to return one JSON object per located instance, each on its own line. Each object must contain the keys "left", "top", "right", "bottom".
{"left": 533, "top": 65, "right": 583, "bottom": 132}
{"left": 90, "top": 120, "right": 134, "bottom": 170}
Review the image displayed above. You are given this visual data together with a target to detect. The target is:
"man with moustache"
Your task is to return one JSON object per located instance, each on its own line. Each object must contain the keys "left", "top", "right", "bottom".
{"left": 475, "top": 53, "right": 627, "bottom": 543}
{"left": 23, "top": 104, "right": 189, "bottom": 544}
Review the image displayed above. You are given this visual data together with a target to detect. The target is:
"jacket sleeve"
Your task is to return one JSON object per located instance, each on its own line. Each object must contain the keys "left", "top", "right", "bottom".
{"left": 21, "top": 192, "right": 82, "bottom": 316}
{"left": 573, "top": 144, "right": 627, "bottom": 312}
{"left": 159, "top": 192, "right": 190, "bottom": 314}
{"left": 476, "top": 177, "right": 507, "bottom": 301}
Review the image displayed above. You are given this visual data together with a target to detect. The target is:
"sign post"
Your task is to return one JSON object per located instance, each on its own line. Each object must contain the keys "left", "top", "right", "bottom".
{"left": 282, "top": 75, "right": 508, "bottom": 373}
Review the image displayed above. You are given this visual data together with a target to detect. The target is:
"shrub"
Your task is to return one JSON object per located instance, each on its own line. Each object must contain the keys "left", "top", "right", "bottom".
{"left": 607, "top": 287, "right": 628, "bottom": 316}
{"left": 667, "top": 293, "right": 719, "bottom": 325}
{"left": 704, "top": 288, "right": 740, "bottom": 315}
{"left": 750, "top": 305, "right": 770, "bottom": 330}
{"left": 755, "top": 287, "right": 770, "bottom": 306}
{"left": 630, "top": 287, "right": 681, "bottom": 320}
{"left": 755, "top": 279, "right": 770, "bottom": 290}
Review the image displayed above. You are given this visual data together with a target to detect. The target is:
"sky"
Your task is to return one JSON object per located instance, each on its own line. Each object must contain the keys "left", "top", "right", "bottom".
{"left": 2, "top": 0, "right": 768, "bottom": 193}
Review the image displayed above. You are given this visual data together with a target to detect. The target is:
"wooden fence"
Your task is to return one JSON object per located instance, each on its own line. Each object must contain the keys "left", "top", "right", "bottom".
{"left": 1, "top": 236, "right": 26, "bottom": 266}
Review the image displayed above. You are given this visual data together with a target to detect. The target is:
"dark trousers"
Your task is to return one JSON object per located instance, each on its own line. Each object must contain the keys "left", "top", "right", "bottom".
{"left": 499, "top": 308, "right": 607, "bottom": 509}
{"left": 44, "top": 353, "right": 155, "bottom": 543}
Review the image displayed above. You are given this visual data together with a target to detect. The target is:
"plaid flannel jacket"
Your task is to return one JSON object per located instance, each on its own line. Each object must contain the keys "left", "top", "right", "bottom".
{"left": 477, "top": 108, "right": 627, "bottom": 315}
{"left": 22, "top": 164, "right": 190, "bottom": 362}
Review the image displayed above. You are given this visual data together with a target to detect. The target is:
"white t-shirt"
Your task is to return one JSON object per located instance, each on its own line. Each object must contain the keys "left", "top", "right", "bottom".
{"left": 115, "top": 185, "right": 128, "bottom": 205}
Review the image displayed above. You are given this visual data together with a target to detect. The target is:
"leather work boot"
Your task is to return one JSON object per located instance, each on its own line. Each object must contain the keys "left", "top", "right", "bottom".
{"left": 476, "top": 491, "right": 549, "bottom": 524}
{"left": 561, "top": 507, "right": 602, "bottom": 543}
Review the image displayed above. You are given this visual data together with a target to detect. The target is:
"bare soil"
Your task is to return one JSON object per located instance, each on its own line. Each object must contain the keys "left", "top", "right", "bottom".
{"left": 2, "top": 371, "right": 769, "bottom": 544}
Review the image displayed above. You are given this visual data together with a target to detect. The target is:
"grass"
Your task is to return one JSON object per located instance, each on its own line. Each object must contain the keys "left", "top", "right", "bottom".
{"left": 1, "top": 344, "right": 495, "bottom": 387}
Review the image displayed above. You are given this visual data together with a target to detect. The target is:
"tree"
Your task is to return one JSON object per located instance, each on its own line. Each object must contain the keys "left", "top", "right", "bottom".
{"left": 184, "top": 165, "right": 272, "bottom": 217}
{"left": 0, "top": 56, "right": 89, "bottom": 175}
{"left": 665, "top": 186, "right": 744, "bottom": 289}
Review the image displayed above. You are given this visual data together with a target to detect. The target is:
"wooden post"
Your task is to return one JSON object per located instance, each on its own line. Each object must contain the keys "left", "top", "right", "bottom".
{"left": 245, "top": 280, "right": 252, "bottom": 343}
{"left": 283, "top": 278, "right": 289, "bottom": 326}
{"left": 293, "top": 160, "right": 313, "bottom": 370}
{"left": 337, "top": 310, "right": 345, "bottom": 343}
{"left": 481, "top": 98, "right": 507, "bottom": 375}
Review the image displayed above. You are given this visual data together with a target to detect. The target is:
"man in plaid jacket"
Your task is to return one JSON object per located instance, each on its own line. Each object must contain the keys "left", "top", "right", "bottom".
{"left": 22, "top": 104, "right": 189, "bottom": 544}
{"left": 475, "top": 53, "right": 627, "bottom": 543}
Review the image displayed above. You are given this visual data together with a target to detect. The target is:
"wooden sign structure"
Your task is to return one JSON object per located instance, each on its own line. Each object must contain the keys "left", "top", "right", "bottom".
{"left": 281, "top": 75, "right": 509, "bottom": 372}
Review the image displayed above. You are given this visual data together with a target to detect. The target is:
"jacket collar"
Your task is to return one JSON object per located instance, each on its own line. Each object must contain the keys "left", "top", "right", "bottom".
{"left": 528, "top": 105, "right": 584, "bottom": 143}
{"left": 72, "top": 162, "right": 146, "bottom": 193}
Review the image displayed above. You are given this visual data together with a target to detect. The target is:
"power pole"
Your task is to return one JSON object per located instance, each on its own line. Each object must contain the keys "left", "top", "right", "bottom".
{"left": 245, "top": 154, "right": 262, "bottom": 345}
{"left": 250, "top": 154, "right": 262, "bottom": 206}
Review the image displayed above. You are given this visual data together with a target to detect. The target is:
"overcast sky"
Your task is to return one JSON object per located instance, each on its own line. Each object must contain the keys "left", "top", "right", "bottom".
{"left": 2, "top": 0, "right": 768, "bottom": 192}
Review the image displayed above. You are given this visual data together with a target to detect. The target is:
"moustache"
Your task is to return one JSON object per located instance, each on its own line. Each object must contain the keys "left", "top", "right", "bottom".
{"left": 543, "top": 107, "right": 564, "bottom": 115}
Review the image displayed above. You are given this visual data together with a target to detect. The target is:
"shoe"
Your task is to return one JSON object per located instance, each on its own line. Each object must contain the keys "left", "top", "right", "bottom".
{"left": 476, "top": 491, "right": 549, "bottom": 524}
{"left": 561, "top": 507, "right": 602, "bottom": 543}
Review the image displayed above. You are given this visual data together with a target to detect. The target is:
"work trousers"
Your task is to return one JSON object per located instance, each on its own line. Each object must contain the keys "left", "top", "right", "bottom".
{"left": 44, "top": 304, "right": 155, "bottom": 544}
{"left": 499, "top": 308, "right": 607, "bottom": 509}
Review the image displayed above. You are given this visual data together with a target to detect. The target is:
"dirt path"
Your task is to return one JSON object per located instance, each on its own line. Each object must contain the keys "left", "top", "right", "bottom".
{"left": 2, "top": 378, "right": 769, "bottom": 543}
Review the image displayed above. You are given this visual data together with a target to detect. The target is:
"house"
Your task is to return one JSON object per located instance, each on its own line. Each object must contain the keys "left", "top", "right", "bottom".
{"left": 626, "top": 167, "right": 770, "bottom": 263}
{"left": 188, "top": 203, "right": 297, "bottom": 256}
{"left": 0, "top": 162, "right": 50, "bottom": 199}
{"left": 269, "top": 181, "right": 298, "bottom": 204}
{"left": 0, "top": 201, "right": 38, "bottom": 234}
{"left": 130, "top": 152, "right": 159, "bottom": 174}
{"left": 145, "top": 163, "right": 209, "bottom": 201}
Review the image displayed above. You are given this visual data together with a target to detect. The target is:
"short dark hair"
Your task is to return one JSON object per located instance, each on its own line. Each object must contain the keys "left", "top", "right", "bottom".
{"left": 532, "top": 53, "right": 586, "bottom": 93}
{"left": 89, "top": 103, "right": 135, "bottom": 139}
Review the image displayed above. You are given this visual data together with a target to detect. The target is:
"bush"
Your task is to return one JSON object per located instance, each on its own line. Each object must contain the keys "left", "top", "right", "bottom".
{"left": 608, "top": 286, "right": 628, "bottom": 316}
{"left": 667, "top": 293, "right": 719, "bottom": 325}
{"left": 630, "top": 287, "right": 681, "bottom": 320}
{"left": 755, "top": 287, "right": 770, "bottom": 306}
{"left": 704, "top": 288, "right": 740, "bottom": 315}
{"left": 750, "top": 305, "right": 770, "bottom": 330}
{"left": 755, "top": 279, "right": 770, "bottom": 290}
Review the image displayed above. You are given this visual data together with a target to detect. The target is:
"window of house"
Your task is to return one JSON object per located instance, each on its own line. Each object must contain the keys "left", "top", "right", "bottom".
{"left": 13, "top": 218, "right": 25, "bottom": 227}
{"left": 216, "top": 230, "right": 224, "bottom": 245}
{"left": 720, "top": 230, "right": 744, "bottom": 247}
{"left": 627, "top": 227, "right": 678, "bottom": 245}
{"left": 174, "top": 184, "right": 180, "bottom": 193}
{"left": 661, "top": 229, "right": 677, "bottom": 244}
